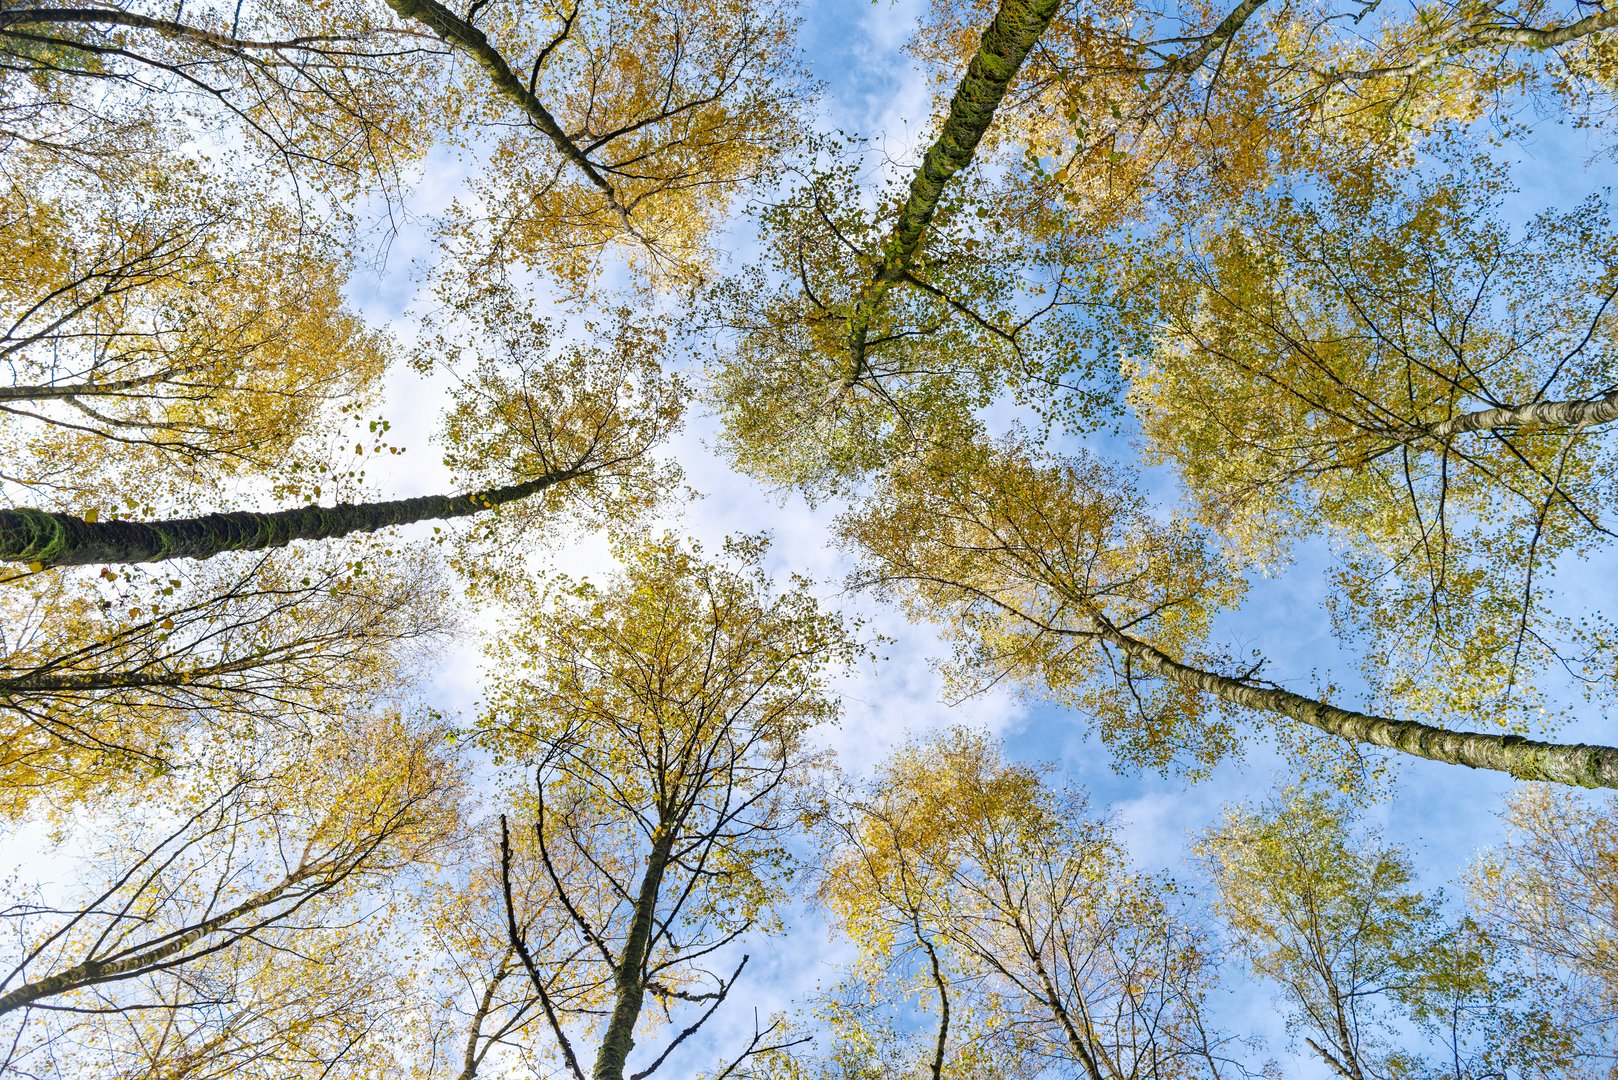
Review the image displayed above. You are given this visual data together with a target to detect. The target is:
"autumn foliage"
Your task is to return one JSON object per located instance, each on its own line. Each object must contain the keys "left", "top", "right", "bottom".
{"left": 4, "top": 0, "right": 1618, "bottom": 1073}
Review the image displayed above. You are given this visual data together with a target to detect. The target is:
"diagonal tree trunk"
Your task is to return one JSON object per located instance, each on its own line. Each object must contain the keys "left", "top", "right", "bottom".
{"left": 834, "top": 0, "right": 1268, "bottom": 395}
{"left": 0, "top": 370, "right": 185, "bottom": 401}
{"left": 0, "top": 870, "right": 308, "bottom": 1016}
{"left": 380, "top": 0, "right": 640, "bottom": 238}
{"left": 838, "top": 0, "right": 1064, "bottom": 392}
{"left": 1087, "top": 611, "right": 1618, "bottom": 789}
{"left": 1417, "top": 390, "right": 1618, "bottom": 439}
{"left": 0, "top": 468, "right": 580, "bottom": 567}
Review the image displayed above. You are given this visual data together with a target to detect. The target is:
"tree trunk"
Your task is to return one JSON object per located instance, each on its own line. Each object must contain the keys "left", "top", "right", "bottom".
{"left": 1161, "top": 0, "right": 1269, "bottom": 73}
{"left": 0, "top": 469, "right": 579, "bottom": 567}
{"left": 592, "top": 830, "right": 676, "bottom": 1080}
{"left": 380, "top": 0, "right": 636, "bottom": 233}
{"left": 0, "top": 874, "right": 301, "bottom": 1016}
{"left": 1419, "top": 390, "right": 1618, "bottom": 439}
{"left": 917, "top": 925, "right": 950, "bottom": 1080}
{"left": 0, "top": 371, "right": 181, "bottom": 401}
{"left": 1088, "top": 613, "right": 1618, "bottom": 789}
{"left": 840, "top": 0, "right": 1062, "bottom": 388}
{"left": 456, "top": 950, "right": 515, "bottom": 1080}
{"left": 2, "top": 658, "right": 284, "bottom": 693}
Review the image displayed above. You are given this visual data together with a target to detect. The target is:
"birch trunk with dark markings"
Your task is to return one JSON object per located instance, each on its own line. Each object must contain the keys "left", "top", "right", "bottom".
{"left": 0, "top": 469, "right": 579, "bottom": 567}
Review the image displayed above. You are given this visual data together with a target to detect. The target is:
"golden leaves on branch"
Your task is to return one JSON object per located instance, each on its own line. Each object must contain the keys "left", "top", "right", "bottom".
{"left": 1124, "top": 160, "right": 1618, "bottom": 723}
{"left": 910, "top": 0, "right": 1618, "bottom": 235}
{"left": 842, "top": 433, "right": 1244, "bottom": 774}
{"left": 432, "top": 0, "right": 810, "bottom": 292}
{"left": 708, "top": 160, "right": 1113, "bottom": 495}
{"left": 0, "top": 166, "right": 389, "bottom": 505}
{"left": 0, "top": 544, "right": 451, "bottom": 817}
{"left": 1201, "top": 787, "right": 1589, "bottom": 1076}
{"left": 1471, "top": 785, "right": 1618, "bottom": 1034}
{"left": 0, "top": 710, "right": 465, "bottom": 1075}
{"left": 0, "top": 0, "right": 445, "bottom": 201}
{"left": 419, "top": 281, "right": 687, "bottom": 586}
{"left": 475, "top": 535, "right": 857, "bottom": 1077}
{"left": 811, "top": 728, "right": 1230, "bottom": 1077}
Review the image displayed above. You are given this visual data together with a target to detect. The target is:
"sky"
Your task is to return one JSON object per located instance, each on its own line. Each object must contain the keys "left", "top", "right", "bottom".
{"left": 324, "top": 0, "right": 1618, "bottom": 1073}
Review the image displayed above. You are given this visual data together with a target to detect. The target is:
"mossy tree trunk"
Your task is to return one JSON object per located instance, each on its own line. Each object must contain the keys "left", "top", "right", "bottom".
{"left": 0, "top": 469, "right": 578, "bottom": 567}
{"left": 590, "top": 829, "right": 676, "bottom": 1080}
{"left": 840, "top": 0, "right": 1064, "bottom": 389}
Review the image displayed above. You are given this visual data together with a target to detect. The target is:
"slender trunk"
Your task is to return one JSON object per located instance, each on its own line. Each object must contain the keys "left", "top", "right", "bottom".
{"left": 0, "top": 6, "right": 362, "bottom": 50}
{"left": 0, "top": 468, "right": 579, "bottom": 567}
{"left": 0, "top": 372, "right": 181, "bottom": 402}
{"left": 839, "top": 0, "right": 1062, "bottom": 389}
{"left": 1471, "top": 4, "right": 1618, "bottom": 47}
{"left": 0, "top": 873, "right": 300, "bottom": 1016}
{"left": 1318, "top": 969, "right": 1368, "bottom": 1080}
{"left": 1161, "top": 0, "right": 1269, "bottom": 73}
{"left": 916, "top": 925, "right": 949, "bottom": 1080}
{"left": 1087, "top": 613, "right": 1618, "bottom": 789}
{"left": 3, "top": 671, "right": 194, "bottom": 693}
{"left": 3, "top": 658, "right": 285, "bottom": 693}
{"left": 456, "top": 950, "right": 515, "bottom": 1080}
{"left": 1019, "top": 927, "right": 1107, "bottom": 1080}
{"left": 379, "top": 0, "right": 637, "bottom": 236}
{"left": 1304, "top": 1037, "right": 1361, "bottom": 1080}
{"left": 1327, "top": 4, "right": 1618, "bottom": 81}
{"left": 591, "top": 830, "right": 676, "bottom": 1080}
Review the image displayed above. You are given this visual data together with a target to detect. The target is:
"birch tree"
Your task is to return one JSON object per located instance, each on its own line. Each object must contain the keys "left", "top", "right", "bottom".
{"left": 0, "top": 545, "right": 448, "bottom": 814}
{"left": 388, "top": 0, "right": 808, "bottom": 288}
{"left": 842, "top": 433, "right": 1618, "bottom": 787}
{"left": 1200, "top": 788, "right": 1582, "bottom": 1079}
{"left": 710, "top": 0, "right": 1105, "bottom": 493}
{"left": 0, "top": 168, "right": 390, "bottom": 505}
{"left": 480, "top": 536, "right": 855, "bottom": 1080}
{"left": 813, "top": 728, "right": 1239, "bottom": 1078}
{"left": 0, "top": 290, "right": 684, "bottom": 568}
{"left": 0, "top": 711, "right": 463, "bottom": 1077}
{"left": 1470, "top": 786, "right": 1618, "bottom": 1071}
{"left": 1122, "top": 161, "right": 1618, "bottom": 729}
{"left": 0, "top": 0, "right": 443, "bottom": 198}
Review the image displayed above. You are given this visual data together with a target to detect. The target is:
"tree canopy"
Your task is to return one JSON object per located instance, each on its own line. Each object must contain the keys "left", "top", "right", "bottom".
{"left": 3, "top": 0, "right": 1618, "bottom": 1072}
